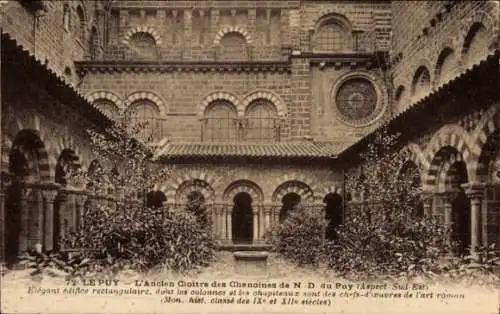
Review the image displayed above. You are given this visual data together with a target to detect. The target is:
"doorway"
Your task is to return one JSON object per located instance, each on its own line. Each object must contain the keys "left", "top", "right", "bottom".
{"left": 232, "top": 192, "right": 253, "bottom": 244}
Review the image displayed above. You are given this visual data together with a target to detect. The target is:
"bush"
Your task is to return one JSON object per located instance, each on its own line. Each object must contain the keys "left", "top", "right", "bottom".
{"left": 266, "top": 206, "right": 327, "bottom": 266}
{"left": 325, "top": 209, "right": 451, "bottom": 281}
{"left": 61, "top": 203, "right": 216, "bottom": 274}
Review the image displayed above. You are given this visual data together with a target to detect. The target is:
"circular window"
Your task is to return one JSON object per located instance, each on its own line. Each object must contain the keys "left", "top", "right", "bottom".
{"left": 333, "top": 76, "right": 384, "bottom": 127}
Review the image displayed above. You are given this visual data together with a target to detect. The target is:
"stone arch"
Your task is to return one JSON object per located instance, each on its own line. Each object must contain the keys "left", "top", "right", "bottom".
{"left": 474, "top": 109, "right": 500, "bottom": 182}
{"left": 321, "top": 185, "right": 343, "bottom": 200}
{"left": 199, "top": 91, "right": 241, "bottom": 117}
{"left": 213, "top": 26, "right": 252, "bottom": 45}
{"left": 163, "top": 171, "right": 218, "bottom": 202}
{"left": 86, "top": 91, "right": 125, "bottom": 112}
{"left": 312, "top": 11, "right": 353, "bottom": 32}
{"left": 8, "top": 129, "right": 51, "bottom": 182}
{"left": 434, "top": 47, "right": 458, "bottom": 86}
{"left": 124, "top": 91, "right": 167, "bottom": 116}
{"left": 272, "top": 180, "right": 315, "bottom": 204}
{"left": 241, "top": 91, "right": 287, "bottom": 117}
{"left": 411, "top": 65, "right": 432, "bottom": 98}
{"left": 459, "top": 9, "right": 498, "bottom": 55}
{"left": 122, "top": 26, "right": 162, "bottom": 46}
{"left": 425, "top": 144, "right": 469, "bottom": 192}
{"left": 311, "top": 12, "right": 353, "bottom": 51}
{"left": 174, "top": 179, "right": 215, "bottom": 204}
{"left": 424, "top": 124, "right": 477, "bottom": 184}
{"left": 401, "top": 142, "right": 427, "bottom": 170}
{"left": 223, "top": 180, "right": 264, "bottom": 203}
{"left": 54, "top": 148, "right": 82, "bottom": 186}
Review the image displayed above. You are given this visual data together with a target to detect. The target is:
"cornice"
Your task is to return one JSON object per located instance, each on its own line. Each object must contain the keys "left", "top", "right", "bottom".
{"left": 110, "top": 1, "right": 301, "bottom": 9}
{"left": 304, "top": 51, "right": 388, "bottom": 70}
{"left": 75, "top": 60, "right": 291, "bottom": 76}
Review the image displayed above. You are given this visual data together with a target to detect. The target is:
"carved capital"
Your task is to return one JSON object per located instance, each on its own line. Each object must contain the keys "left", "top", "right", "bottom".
{"left": 461, "top": 182, "right": 485, "bottom": 200}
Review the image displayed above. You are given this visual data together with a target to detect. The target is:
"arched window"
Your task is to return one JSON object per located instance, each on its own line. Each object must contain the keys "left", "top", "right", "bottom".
{"left": 125, "top": 100, "right": 160, "bottom": 141}
{"left": 411, "top": 66, "right": 431, "bottom": 100}
{"left": 63, "top": 4, "right": 70, "bottom": 31}
{"left": 245, "top": 100, "right": 279, "bottom": 142}
{"left": 435, "top": 48, "right": 456, "bottom": 85}
{"left": 75, "top": 5, "right": 85, "bottom": 43}
{"left": 463, "top": 23, "right": 489, "bottom": 69}
{"left": 93, "top": 99, "right": 120, "bottom": 121}
{"left": 129, "top": 32, "right": 158, "bottom": 60}
{"left": 394, "top": 85, "right": 406, "bottom": 106}
{"left": 89, "top": 27, "right": 98, "bottom": 60}
{"left": 202, "top": 100, "right": 238, "bottom": 142}
{"left": 313, "top": 18, "right": 351, "bottom": 52}
{"left": 219, "top": 32, "right": 248, "bottom": 61}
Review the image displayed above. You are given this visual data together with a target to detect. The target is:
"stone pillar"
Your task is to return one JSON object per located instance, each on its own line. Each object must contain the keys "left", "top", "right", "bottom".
{"left": 441, "top": 191, "right": 457, "bottom": 244}
{"left": 272, "top": 203, "right": 280, "bottom": 224}
{"left": 258, "top": 205, "right": 266, "bottom": 239}
{"left": 421, "top": 192, "right": 434, "bottom": 217}
{"left": 0, "top": 172, "right": 12, "bottom": 261}
{"left": 462, "top": 183, "right": 484, "bottom": 254}
{"left": 74, "top": 192, "right": 88, "bottom": 231}
{"left": 41, "top": 186, "right": 59, "bottom": 252}
{"left": 225, "top": 203, "right": 232, "bottom": 243}
{"left": 18, "top": 183, "right": 29, "bottom": 252}
{"left": 263, "top": 204, "right": 272, "bottom": 235}
{"left": 252, "top": 208, "right": 259, "bottom": 243}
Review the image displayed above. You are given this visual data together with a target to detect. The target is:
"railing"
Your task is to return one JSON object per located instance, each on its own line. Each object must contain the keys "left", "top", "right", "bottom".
{"left": 200, "top": 117, "right": 281, "bottom": 142}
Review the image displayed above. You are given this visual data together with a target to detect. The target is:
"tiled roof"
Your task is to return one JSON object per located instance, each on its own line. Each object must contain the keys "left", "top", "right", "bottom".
{"left": 1, "top": 32, "right": 114, "bottom": 130}
{"left": 154, "top": 141, "right": 344, "bottom": 160}
{"left": 339, "top": 49, "right": 500, "bottom": 160}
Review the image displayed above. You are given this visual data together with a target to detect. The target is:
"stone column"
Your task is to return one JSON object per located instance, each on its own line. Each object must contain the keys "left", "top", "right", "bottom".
{"left": 272, "top": 203, "right": 280, "bottom": 224}
{"left": 462, "top": 183, "right": 484, "bottom": 254}
{"left": 441, "top": 191, "right": 458, "bottom": 244}
{"left": 225, "top": 203, "right": 232, "bottom": 243}
{"left": 41, "top": 186, "right": 59, "bottom": 252}
{"left": 421, "top": 192, "right": 434, "bottom": 217}
{"left": 263, "top": 204, "right": 272, "bottom": 235}
{"left": 258, "top": 205, "right": 266, "bottom": 239}
{"left": 74, "top": 192, "right": 88, "bottom": 231}
{"left": 18, "top": 182, "right": 29, "bottom": 252}
{"left": 0, "top": 171, "right": 12, "bottom": 261}
{"left": 252, "top": 208, "right": 259, "bottom": 243}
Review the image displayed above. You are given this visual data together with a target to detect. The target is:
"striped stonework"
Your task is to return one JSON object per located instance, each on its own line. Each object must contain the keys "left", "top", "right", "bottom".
{"left": 199, "top": 91, "right": 241, "bottom": 117}
{"left": 241, "top": 91, "right": 287, "bottom": 117}
{"left": 122, "top": 26, "right": 162, "bottom": 46}
{"left": 223, "top": 180, "right": 264, "bottom": 203}
{"left": 124, "top": 91, "right": 167, "bottom": 116}
{"left": 213, "top": 26, "right": 252, "bottom": 45}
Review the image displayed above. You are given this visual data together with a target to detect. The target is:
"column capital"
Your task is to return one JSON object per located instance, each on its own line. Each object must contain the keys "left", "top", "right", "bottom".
{"left": 438, "top": 189, "right": 460, "bottom": 203}
{"left": 461, "top": 182, "right": 485, "bottom": 199}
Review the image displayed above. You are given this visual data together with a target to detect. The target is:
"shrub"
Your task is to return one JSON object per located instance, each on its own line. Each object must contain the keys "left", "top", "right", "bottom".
{"left": 266, "top": 206, "right": 327, "bottom": 266}
{"left": 61, "top": 203, "right": 216, "bottom": 273}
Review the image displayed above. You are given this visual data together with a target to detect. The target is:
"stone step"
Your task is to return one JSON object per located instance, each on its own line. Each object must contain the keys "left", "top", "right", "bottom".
{"left": 218, "top": 243, "right": 272, "bottom": 252}
{"left": 233, "top": 251, "right": 269, "bottom": 277}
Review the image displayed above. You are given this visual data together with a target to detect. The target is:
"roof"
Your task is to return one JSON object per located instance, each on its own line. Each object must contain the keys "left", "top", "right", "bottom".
{"left": 339, "top": 49, "right": 500, "bottom": 161}
{"left": 1, "top": 32, "right": 114, "bottom": 130}
{"left": 154, "top": 141, "right": 344, "bottom": 161}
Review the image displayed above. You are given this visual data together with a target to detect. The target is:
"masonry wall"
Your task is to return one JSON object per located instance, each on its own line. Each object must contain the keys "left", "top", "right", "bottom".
{"left": 391, "top": 0, "right": 500, "bottom": 115}
{"left": 104, "top": 1, "right": 390, "bottom": 62}
{"left": 0, "top": 0, "right": 104, "bottom": 85}
{"left": 160, "top": 161, "right": 343, "bottom": 205}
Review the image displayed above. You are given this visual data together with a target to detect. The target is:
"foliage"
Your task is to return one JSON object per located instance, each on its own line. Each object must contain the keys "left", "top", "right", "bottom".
{"left": 61, "top": 202, "right": 216, "bottom": 273}
{"left": 266, "top": 205, "right": 327, "bottom": 266}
